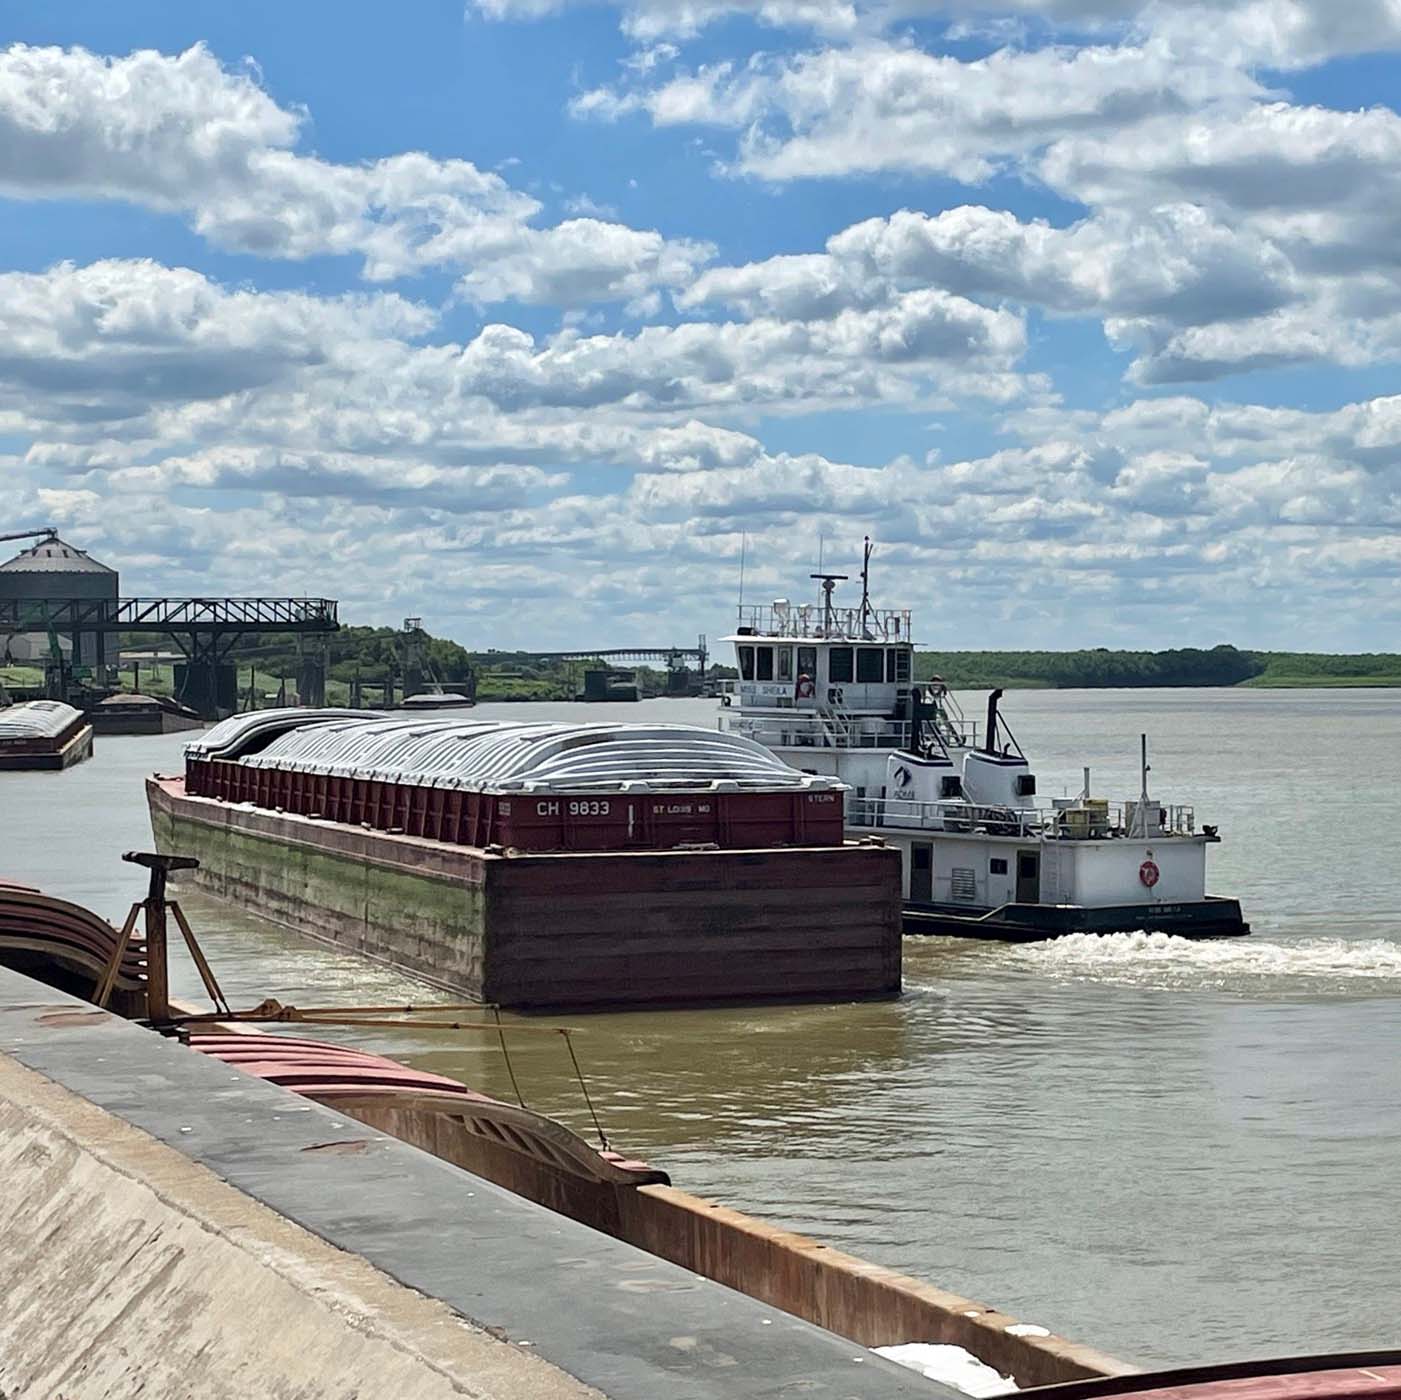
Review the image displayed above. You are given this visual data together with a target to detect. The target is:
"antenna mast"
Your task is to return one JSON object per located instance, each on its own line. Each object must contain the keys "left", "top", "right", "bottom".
{"left": 859, "top": 536, "right": 873, "bottom": 637}
{"left": 737, "top": 532, "right": 747, "bottom": 614}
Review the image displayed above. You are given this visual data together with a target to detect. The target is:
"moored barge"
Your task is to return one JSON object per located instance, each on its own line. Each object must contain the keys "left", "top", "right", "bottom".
{"left": 0, "top": 700, "right": 93, "bottom": 771}
{"left": 149, "top": 709, "right": 902, "bottom": 1009}
{"left": 90, "top": 692, "right": 204, "bottom": 735}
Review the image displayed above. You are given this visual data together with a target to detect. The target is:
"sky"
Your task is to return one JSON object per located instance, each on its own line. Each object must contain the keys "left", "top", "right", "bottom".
{"left": 3, "top": 0, "right": 1401, "bottom": 653}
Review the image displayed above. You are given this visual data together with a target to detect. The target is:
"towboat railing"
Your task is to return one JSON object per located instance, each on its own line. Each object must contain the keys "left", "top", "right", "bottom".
{"left": 719, "top": 712, "right": 981, "bottom": 751}
{"left": 735, "top": 602, "right": 912, "bottom": 641}
{"left": 847, "top": 795, "right": 1198, "bottom": 839}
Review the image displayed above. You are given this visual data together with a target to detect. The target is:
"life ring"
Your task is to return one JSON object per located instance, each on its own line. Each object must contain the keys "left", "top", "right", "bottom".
{"left": 1139, "top": 859, "right": 1160, "bottom": 889}
{"left": 796, "top": 675, "right": 815, "bottom": 700}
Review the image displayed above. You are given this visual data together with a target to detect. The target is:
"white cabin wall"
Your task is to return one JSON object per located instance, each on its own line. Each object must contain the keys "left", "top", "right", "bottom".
{"left": 1066, "top": 839, "right": 1207, "bottom": 906}
{"left": 930, "top": 837, "right": 992, "bottom": 907}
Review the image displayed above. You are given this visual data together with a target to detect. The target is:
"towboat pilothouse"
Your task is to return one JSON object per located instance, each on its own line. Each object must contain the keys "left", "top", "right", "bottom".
{"left": 718, "top": 546, "right": 1249, "bottom": 940}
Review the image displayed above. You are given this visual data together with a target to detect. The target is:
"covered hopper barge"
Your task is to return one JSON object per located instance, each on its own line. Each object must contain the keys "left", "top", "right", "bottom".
{"left": 0, "top": 700, "right": 93, "bottom": 771}
{"left": 149, "top": 710, "right": 902, "bottom": 1010}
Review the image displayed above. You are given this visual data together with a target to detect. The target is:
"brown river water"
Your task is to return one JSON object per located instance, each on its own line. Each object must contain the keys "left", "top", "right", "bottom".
{"left": 3, "top": 690, "right": 1401, "bottom": 1368}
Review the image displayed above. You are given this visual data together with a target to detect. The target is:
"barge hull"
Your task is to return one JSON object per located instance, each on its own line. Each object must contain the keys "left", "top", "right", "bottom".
{"left": 0, "top": 721, "right": 93, "bottom": 771}
{"left": 147, "top": 777, "right": 902, "bottom": 1010}
{"left": 903, "top": 895, "right": 1249, "bottom": 940}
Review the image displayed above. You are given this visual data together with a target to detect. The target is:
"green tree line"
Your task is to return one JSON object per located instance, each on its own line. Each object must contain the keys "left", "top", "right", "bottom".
{"left": 916, "top": 646, "right": 1401, "bottom": 689}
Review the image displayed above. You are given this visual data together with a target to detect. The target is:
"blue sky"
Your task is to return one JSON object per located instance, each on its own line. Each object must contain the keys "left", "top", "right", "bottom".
{"left": 3, "top": 0, "right": 1400, "bottom": 651}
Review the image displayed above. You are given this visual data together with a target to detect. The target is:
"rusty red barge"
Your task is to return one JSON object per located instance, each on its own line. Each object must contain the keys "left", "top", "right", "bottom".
{"left": 149, "top": 710, "right": 902, "bottom": 1010}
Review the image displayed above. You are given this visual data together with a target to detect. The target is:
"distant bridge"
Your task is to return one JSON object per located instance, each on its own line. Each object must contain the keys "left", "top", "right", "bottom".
{"left": 483, "top": 639, "right": 708, "bottom": 671}
{"left": 0, "top": 596, "right": 339, "bottom": 633}
{"left": 1, "top": 596, "right": 339, "bottom": 716}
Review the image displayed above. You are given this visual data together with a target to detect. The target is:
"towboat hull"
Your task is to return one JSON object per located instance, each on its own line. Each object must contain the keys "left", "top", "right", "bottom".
{"left": 903, "top": 894, "right": 1249, "bottom": 940}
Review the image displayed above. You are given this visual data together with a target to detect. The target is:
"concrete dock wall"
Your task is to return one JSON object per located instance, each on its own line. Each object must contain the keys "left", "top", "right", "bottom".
{"left": 148, "top": 776, "right": 902, "bottom": 1009}
{"left": 0, "top": 968, "right": 952, "bottom": 1400}
{"left": 0, "top": 1054, "right": 597, "bottom": 1400}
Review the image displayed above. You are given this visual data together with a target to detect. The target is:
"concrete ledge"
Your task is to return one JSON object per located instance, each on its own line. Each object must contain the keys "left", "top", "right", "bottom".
{"left": 0, "top": 968, "right": 948, "bottom": 1400}
{"left": 0, "top": 1053, "right": 599, "bottom": 1400}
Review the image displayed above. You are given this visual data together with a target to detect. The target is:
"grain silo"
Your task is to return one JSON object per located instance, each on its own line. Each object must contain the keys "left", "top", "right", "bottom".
{"left": 0, "top": 534, "right": 119, "bottom": 673}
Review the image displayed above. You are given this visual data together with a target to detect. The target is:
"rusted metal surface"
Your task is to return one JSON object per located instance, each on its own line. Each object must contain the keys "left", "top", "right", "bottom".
{"left": 0, "top": 884, "right": 146, "bottom": 1016}
{"left": 186, "top": 1030, "right": 669, "bottom": 1187}
{"left": 1033, "top": 1354, "right": 1401, "bottom": 1400}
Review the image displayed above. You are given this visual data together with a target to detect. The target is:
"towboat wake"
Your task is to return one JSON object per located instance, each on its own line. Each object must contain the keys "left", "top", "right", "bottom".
{"left": 1000, "top": 930, "right": 1401, "bottom": 992}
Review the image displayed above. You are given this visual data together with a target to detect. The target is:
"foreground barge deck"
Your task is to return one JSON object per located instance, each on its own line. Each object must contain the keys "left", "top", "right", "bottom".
{"left": 148, "top": 775, "right": 902, "bottom": 1009}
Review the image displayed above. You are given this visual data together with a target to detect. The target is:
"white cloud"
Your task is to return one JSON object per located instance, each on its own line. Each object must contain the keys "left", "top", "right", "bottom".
{"left": 482, "top": 0, "right": 1401, "bottom": 63}
{"left": 1148, "top": 0, "right": 1401, "bottom": 69}
{"left": 0, "top": 42, "right": 708, "bottom": 303}
{"left": 13, "top": 373, "right": 1401, "bottom": 647}
{"left": 687, "top": 204, "right": 1292, "bottom": 321}
{"left": 1, "top": 258, "right": 1027, "bottom": 485}
{"left": 680, "top": 203, "right": 1313, "bottom": 381}
{"left": 0, "top": 258, "right": 434, "bottom": 423}
{"left": 454, "top": 218, "right": 713, "bottom": 309}
{"left": 575, "top": 38, "right": 1261, "bottom": 182}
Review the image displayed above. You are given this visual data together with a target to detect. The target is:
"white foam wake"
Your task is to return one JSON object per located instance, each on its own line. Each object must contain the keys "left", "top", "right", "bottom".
{"left": 1020, "top": 931, "right": 1401, "bottom": 986}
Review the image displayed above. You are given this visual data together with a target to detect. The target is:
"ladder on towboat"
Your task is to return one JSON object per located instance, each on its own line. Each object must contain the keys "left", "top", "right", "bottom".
{"left": 815, "top": 705, "right": 853, "bottom": 748}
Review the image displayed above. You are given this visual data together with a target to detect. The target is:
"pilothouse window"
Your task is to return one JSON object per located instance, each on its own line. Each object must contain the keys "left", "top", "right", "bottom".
{"left": 738, "top": 646, "right": 755, "bottom": 680}
{"left": 756, "top": 647, "right": 774, "bottom": 681}
{"left": 778, "top": 647, "right": 793, "bottom": 681}
{"left": 829, "top": 647, "right": 854, "bottom": 683}
{"left": 857, "top": 648, "right": 884, "bottom": 684}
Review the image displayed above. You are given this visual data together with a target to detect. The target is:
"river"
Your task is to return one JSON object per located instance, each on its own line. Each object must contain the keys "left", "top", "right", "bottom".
{"left": 3, "top": 688, "right": 1400, "bottom": 1368}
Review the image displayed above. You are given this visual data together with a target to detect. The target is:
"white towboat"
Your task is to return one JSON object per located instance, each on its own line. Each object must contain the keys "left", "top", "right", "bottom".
{"left": 718, "top": 547, "right": 1248, "bottom": 940}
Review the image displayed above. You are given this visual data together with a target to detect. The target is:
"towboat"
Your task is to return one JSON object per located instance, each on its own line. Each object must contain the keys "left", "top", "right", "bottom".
{"left": 718, "top": 547, "right": 1248, "bottom": 940}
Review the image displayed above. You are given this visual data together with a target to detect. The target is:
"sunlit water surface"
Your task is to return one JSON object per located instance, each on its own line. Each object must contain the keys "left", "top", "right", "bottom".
{"left": 3, "top": 689, "right": 1400, "bottom": 1367}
